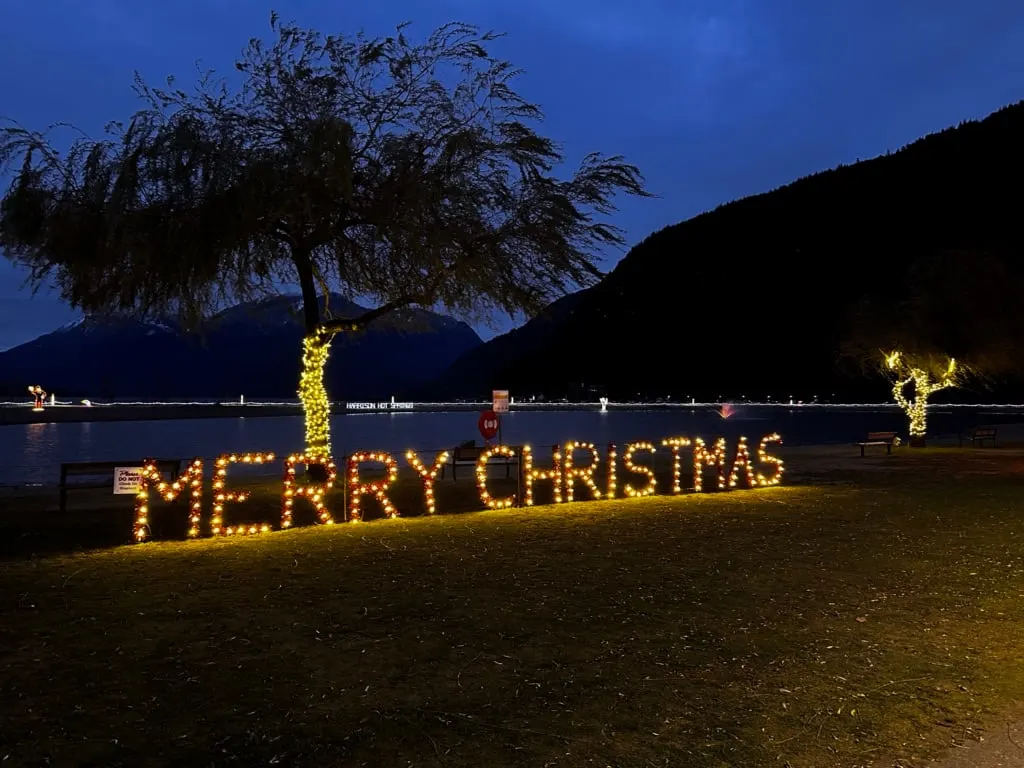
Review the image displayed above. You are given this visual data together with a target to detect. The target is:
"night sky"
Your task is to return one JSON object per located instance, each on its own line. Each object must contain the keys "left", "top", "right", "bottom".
{"left": 1, "top": 0, "right": 1022, "bottom": 351}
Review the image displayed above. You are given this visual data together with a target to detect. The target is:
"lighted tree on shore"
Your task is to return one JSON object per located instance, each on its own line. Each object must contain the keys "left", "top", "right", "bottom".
{"left": 843, "top": 251, "right": 1024, "bottom": 446}
{"left": 0, "top": 14, "right": 649, "bottom": 460}
{"left": 881, "top": 350, "right": 961, "bottom": 444}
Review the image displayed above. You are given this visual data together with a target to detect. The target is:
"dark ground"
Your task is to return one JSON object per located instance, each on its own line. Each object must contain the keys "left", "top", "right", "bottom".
{"left": 3, "top": 445, "right": 1024, "bottom": 766}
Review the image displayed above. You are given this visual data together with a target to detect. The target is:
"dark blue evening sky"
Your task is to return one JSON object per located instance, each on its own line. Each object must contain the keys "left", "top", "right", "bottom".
{"left": 1, "top": 0, "right": 1022, "bottom": 350}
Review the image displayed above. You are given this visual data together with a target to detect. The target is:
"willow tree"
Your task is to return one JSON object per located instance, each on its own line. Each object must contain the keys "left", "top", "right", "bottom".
{"left": 843, "top": 250, "right": 1024, "bottom": 446}
{"left": 0, "top": 14, "right": 649, "bottom": 460}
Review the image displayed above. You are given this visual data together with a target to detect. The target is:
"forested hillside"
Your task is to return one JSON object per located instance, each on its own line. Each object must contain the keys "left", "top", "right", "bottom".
{"left": 430, "top": 100, "right": 1024, "bottom": 401}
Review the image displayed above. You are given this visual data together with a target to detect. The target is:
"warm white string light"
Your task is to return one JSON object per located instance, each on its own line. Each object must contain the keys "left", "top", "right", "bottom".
{"left": 406, "top": 450, "right": 450, "bottom": 515}
{"left": 282, "top": 454, "right": 337, "bottom": 529}
{"left": 347, "top": 452, "right": 399, "bottom": 521}
{"left": 661, "top": 437, "right": 692, "bottom": 494}
{"left": 123, "top": 432, "right": 785, "bottom": 542}
{"left": 693, "top": 437, "right": 728, "bottom": 493}
{"left": 885, "top": 350, "right": 958, "bottom": 440}
{"left": 522, "top": 445, "right": 563, "bottom": 506}
{"left": 756, "top": 433, "right": 785, "bottom": 486}
{"left": 476, "top": 446, "right": 518, "bottom": 509}
{"left": 134, "top": 458, "right": 203, "bottom": 542}
{"left": 623, "top": 442, "right": 657, "bottom": 497}
{"left": 606, "top": 443, "right": 618, "bottom": 499}
{"left": 11, "top": 397, "right": 1013, "bottom": 409}
{"left": 727, "top": 438, "right": 756, "bottom": 489}
{"left": 563, "top": 441, "right": 602, "bottom": 502}
{"left": 213, "top": 453, "right": 275, "bottom": 535}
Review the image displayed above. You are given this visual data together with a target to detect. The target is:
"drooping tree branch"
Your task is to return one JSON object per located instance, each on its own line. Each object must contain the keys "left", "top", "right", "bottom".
{"left": 321, "top": 295, "right": 418, "bottom": 333}
{"left": 0, "top": 13, "right": 652, "bottom": 456}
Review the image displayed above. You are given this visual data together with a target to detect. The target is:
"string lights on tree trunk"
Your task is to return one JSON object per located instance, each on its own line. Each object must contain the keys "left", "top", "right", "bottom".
{"left": 298, "top": 330, "right": 333, "bottom": 461}
{"left": 885, "top": 350, "right": 958, "bottom": 445}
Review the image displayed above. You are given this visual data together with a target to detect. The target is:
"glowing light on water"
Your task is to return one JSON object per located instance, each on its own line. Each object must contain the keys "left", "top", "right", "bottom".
{"left": 719, "top": 403, "right": 736, "bottom": 419}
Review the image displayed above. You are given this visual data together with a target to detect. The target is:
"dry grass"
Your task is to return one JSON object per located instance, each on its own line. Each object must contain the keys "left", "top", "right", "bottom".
{"left": 2, "top": 447, "right": 1024, "bottom": 766}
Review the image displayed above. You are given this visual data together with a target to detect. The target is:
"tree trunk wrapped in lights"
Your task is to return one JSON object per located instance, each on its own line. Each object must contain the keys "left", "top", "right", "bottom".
{"left": 885, "top": 351, "right": 958, "bottom": 447}
{"left": 298, "top": 330, "right": 334, "bottom": 460}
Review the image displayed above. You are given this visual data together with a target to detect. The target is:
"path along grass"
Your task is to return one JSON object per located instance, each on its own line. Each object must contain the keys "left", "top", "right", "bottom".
{"left": 3, "top": 448, "right": 1024, "bottom": 766}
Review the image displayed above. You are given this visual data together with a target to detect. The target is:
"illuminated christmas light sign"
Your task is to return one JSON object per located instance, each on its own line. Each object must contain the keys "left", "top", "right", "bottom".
{"left": 132, "top": 433, "right": 784, "bottom": 542}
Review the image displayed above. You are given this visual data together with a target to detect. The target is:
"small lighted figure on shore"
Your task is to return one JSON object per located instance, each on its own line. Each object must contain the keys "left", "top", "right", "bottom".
{"left": 28, "top": 385, "right": 46, "bottom": 412}
{"left": 718, "top": 403, "right": 736, "bottom": 419}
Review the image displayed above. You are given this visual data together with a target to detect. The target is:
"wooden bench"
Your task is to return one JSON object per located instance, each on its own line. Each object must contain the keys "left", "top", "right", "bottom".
{"left": 960, "top": 427, "right": 997, "bottom": 447}
{"left": 59, "top": 458, "right": 182, "bottom": 513}
{"left": 855, "top": 431, "right": 898, "bottom": 457}
{"left": 443, "top": 443, "right": 521, "bottom": 481}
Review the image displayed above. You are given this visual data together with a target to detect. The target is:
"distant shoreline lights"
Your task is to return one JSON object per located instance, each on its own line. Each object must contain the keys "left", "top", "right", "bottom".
{"left": 132, "top": 433, "right": 784, "bottom": 542}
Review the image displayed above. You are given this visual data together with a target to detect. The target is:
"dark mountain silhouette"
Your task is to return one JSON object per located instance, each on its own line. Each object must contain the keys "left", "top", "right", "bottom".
{"left": 415, "top": 289, "right": 591, "bottom": 399}
{"left": 0, "top": 295, "right": 480, "bottom": 399}
{"left": 429, "top": 100, "right": 1024, "bottom": 401}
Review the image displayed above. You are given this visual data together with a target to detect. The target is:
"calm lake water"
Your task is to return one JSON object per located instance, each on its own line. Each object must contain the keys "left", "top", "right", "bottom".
{"left": 1, "top": 406, "right": 1021, "bottom": 486}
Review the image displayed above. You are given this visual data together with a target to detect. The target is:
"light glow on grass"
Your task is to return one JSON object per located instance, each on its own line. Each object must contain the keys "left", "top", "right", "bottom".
{"left": 6, "top": 455, "right": 1024, "bottom": 767}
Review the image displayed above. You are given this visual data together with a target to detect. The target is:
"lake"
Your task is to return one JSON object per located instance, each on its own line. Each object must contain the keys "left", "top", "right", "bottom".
{"left": 2, "top": 405, "right": 1022, "bottom": 486}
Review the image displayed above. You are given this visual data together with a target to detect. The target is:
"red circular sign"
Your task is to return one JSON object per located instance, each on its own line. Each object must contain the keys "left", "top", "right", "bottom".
{"left": 478, "top": 410, "right": 500, "bottom": 440}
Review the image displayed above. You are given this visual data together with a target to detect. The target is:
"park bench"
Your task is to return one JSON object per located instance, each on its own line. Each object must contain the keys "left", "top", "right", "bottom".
{"left": 59, "top": 458, "right": 182, "bottom": 513}
{"left": 443, "top": 442, "right": 521, "bottom": 481}
{"left": 959, "top": 426, "right": 997, "bottom": 448}
{"left": 855, "top": 431, "right": 898, "bottom": 457}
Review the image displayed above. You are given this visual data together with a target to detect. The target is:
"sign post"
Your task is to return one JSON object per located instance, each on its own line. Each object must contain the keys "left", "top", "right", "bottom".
{"left": 478, "top": 410, "right": 500, "bottom": 443}
{"left": 113, "top": 467, "right": 144, "bottom": 495}
{"left": 492, "top": 390, "right": 509, "bottom": 414}
{"left": 492, "top": 390, "right": 509, "bottom": 446}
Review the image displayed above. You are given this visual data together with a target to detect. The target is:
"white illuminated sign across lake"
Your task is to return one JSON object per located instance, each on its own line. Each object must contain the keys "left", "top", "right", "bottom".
{"left": 131, "top": 433, "right": 784, "bottom": 542}
{"left": 345, "top": 401, "right": 415, "bottom": 410}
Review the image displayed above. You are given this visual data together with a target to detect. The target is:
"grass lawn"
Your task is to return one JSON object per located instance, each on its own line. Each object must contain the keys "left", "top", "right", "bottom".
{"left": 3, "top": 447, "right": 1024, "bottom": 766}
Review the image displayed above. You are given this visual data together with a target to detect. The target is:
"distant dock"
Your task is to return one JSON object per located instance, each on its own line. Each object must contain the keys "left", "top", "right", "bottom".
{"left": 0, "top": 400, "right": 590, "bottom": 425}
{"left": 0, "top": 398, "right": 942, "bottom": 426}
{"left": 0, "top": 402, "right": 301, "bottom": 425}
{"left": 0, "top": 399, "right": 633, "bottom": 425}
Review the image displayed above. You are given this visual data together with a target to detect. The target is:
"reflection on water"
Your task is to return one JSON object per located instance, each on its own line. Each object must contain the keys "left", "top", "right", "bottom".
{"left": 0, "top": 407, "right": 1014, "bottom": 486}
{"left": 21, "top": 423, "right": 58, "bottom": 483}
